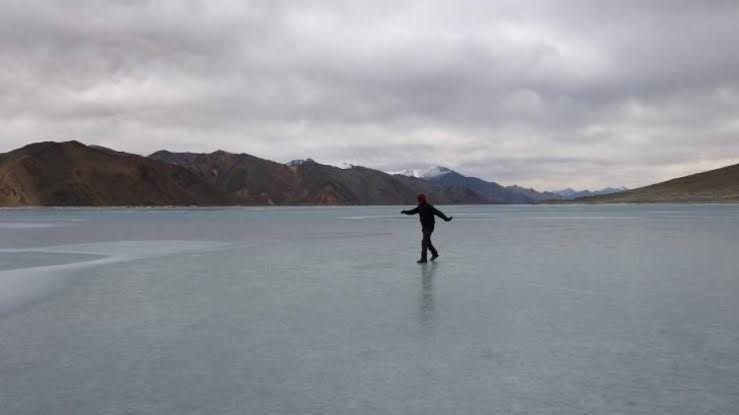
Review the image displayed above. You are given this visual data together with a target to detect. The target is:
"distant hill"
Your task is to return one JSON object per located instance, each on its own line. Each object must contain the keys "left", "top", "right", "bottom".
{"left": 0, "top": 141, "right": 224, "bottom": 206}
{"left": 553, "top": 187, "right": 627, "bottom": 200}
{"left": 561, "top": 164, "right": 739, "bottom": 203}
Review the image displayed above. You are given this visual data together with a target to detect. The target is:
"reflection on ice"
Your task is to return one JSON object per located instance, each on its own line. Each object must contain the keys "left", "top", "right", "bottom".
{"left": 419, "top": 263, "right": 437, "bottom": 327}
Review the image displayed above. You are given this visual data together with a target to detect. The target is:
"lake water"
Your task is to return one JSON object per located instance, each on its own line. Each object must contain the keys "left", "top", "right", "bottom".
{"left": 1, "top": 205, "right": 738, "bottom": 414}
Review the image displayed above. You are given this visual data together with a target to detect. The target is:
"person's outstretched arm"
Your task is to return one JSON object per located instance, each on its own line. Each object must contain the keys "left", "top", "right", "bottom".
{"left": 432, "top": 206, "right": 453, "bottom": 222}
{"left": 401, "top": 206, "right": 419, "bottom": 215}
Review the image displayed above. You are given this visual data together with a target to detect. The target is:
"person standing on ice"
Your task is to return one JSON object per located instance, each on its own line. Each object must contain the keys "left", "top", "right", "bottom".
{"left": 401, "top": 194, "right": 453, "bottom": 263}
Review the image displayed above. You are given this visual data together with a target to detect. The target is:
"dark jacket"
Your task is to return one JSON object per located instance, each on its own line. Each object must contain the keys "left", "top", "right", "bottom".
{"left": 402, "top": 202, "right": 451, "bottom": 229}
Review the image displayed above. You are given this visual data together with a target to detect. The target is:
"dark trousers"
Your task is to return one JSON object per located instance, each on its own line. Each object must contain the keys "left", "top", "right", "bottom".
{"left": 421, "top": 227, "right": 438, "bottom": 260}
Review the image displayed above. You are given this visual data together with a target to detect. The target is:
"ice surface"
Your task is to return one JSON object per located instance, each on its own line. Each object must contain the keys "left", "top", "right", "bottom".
{"left": 0, "top": 222, "right": 70, "bottom": 229}
{"left": 0, "top": 241, "right": 228, "bottom": 317}
{"left": 0, "top": 205, "right": 738, "bottom": 414}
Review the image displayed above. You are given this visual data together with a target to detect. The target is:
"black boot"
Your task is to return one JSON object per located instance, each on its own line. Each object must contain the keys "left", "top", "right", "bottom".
{"left": 417, "top": 258, "right": 428, "bottom": 264}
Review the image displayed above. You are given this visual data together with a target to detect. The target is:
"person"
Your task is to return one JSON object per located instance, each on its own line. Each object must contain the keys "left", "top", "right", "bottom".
{"left": 401, "top": 194, "right": 452, "bottom": 263}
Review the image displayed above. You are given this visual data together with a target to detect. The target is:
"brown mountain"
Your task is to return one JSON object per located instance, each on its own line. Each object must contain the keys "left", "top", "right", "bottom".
{"left": 0, "top": 141, "right": 225, "bottom": 206}
{"left": 564, "top": 163, "right": 739, "bottom": 203}
{"left": 149, "top": 150, "right": 484, "bottom": 205}
{"left": 149, "top": 150, "right": 297, "bottom": 204}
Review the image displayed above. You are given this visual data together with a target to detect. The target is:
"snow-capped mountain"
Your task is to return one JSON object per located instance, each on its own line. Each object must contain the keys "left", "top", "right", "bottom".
{"left": 421, "top": 166, "right": 453, "bottom": 178}
{"left": 389, "top": 168, "right": 422, "bottom": 177}
{"left": 389, "top": 166, "right": 454, "bottom": 179}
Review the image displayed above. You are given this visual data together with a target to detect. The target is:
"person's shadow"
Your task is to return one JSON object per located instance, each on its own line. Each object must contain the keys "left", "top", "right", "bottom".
{"left": 419, "top": 262, "right": 438, "bottom": 327}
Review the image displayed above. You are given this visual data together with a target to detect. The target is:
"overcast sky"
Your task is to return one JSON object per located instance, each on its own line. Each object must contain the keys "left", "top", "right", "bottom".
{"left": 1, "top": 1, "right": 738, "bottom": 190}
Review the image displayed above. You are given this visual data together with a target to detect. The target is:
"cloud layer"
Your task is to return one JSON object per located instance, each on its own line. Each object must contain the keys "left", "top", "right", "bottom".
{"left": 1, "top": 0, "right": 738, "bottom": 189}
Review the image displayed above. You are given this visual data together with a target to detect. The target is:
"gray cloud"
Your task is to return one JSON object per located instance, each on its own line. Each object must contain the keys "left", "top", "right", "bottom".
{"left": 1, "top": 0, "right": 738, "bottom": 189}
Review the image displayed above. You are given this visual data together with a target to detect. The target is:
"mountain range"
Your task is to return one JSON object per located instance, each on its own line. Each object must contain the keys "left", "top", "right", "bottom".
{"left": 148, "top": 149, "right": 489, "bottom": 205}
{"left": 390, "top": 167, "right": 558, "bottom": 203}
{"left": 388, "top": 168, "right": 625, "bottom": 201}
{"left": 0, "top": 141, "right": 490, "bottom": 206}
{"left": 16, "top": 140, "right": 735, "bottom": 207}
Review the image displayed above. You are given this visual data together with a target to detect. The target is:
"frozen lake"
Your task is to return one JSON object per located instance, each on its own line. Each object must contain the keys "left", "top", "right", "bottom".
{"left": 1, "top": 205, "right": 738, "bottom": 414}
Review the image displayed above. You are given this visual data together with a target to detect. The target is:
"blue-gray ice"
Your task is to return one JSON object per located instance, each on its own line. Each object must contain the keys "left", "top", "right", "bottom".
{"left": 0, "top": 205, "right": 738, "bottom": 414}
